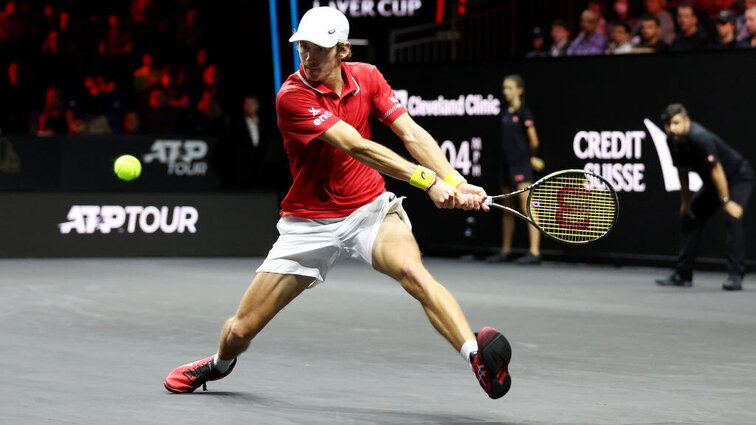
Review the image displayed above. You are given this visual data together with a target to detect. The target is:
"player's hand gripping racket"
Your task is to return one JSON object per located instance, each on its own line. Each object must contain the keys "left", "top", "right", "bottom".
{"left": 485, "top": 169, "right": 619, "bottom": 244}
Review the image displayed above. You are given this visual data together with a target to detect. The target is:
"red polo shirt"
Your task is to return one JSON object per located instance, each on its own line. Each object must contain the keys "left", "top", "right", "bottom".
{"left": 276, "top": 62, "right": 407, "bottom": 218}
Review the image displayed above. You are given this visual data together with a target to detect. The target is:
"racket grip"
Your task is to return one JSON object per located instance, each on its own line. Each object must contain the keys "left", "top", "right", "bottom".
{"left": 484, "top": 196, "right": 493, "bottom": 206}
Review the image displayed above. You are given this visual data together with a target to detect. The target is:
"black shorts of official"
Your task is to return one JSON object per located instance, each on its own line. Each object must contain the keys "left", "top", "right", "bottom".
{"left": 499, "top": 162, "right": 533, "bottom": 188}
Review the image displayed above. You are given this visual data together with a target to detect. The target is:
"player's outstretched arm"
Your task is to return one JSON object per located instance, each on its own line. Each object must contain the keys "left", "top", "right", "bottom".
{"left": 389, "top": 113, "right": 489, "bottom": 211}
{"left": 318, "top": 120, "right": 457, "bottom": 209}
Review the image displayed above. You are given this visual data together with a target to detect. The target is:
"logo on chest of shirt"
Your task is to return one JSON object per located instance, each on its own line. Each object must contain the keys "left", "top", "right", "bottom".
{"left": 308, "top": 106, "right": 322, "bottom": 116}
{"left": 512, "top": 115, "right": 519, "bottom": 123}
{"left": 314, "top": 110, "right": 333, "bottom": 126}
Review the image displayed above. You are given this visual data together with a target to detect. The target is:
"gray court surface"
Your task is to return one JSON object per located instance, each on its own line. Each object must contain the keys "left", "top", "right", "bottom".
{"left": 2, "top": 258, "right": 755, "bottom": 425}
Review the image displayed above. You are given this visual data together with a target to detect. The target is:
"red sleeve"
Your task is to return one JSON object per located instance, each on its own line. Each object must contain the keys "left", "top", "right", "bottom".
{"left": 367, "top": 65, "right": 407, "bottom": 126}
{"left": 276, "top": 89, "right": 340, "bottom": 146}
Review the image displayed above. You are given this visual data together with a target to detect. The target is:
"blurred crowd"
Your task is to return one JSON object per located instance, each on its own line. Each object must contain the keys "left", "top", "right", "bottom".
{"left": 0, "top": 0, "right": 228, "bottom": 136}
{"left": 524, "top": 0, "right": 756, "bottom": 58}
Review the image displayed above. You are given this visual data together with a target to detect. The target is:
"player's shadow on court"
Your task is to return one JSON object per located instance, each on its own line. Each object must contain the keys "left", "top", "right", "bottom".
{"left": 188, "top": 391, "right": 530, "bottom": 424}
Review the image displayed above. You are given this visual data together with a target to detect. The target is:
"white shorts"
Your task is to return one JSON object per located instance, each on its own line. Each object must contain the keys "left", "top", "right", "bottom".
{"left": 256, "top": 192, "right": 412, "bottom": 287}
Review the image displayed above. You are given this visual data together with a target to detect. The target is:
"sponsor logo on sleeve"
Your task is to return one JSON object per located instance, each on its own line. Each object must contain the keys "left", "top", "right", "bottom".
{"left": 314, "top": 110, "right": 333, "bottom": 126}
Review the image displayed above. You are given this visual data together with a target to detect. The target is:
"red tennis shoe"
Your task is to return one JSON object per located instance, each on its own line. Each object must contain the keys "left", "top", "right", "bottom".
{"left": 471, "top": 327, "right": 512, "bottom": 399}
{"left": 164, "top": 355, "right": 236, "bottom": 393}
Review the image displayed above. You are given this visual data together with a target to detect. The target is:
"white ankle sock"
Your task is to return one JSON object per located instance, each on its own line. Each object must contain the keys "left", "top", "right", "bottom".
{"left": 460, "top": 340, "right": 478, "bottom": 365}
{"left": 212, "top": 353, "right": 234, "bottom": 373}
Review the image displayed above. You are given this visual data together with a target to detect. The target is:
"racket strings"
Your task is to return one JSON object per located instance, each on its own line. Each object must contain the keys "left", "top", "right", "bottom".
{"left": 528, "top": 173, "right": 618, "bottom": 243}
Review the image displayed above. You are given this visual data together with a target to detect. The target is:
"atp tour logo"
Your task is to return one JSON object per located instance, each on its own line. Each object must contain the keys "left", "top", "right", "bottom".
{"left": 59, "top": 205, "right": 199, "bottom": 234}
{"left": 393, "top": 89, "right": 500, "bottom": 117}
{"left": 143, "top": 139, "right": 208, "bottom": 176}
{"left": 572, "top": 119, "right": 703, "bottom": 193}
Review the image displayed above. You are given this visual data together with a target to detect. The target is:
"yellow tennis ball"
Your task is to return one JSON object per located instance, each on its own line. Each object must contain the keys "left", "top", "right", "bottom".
{"left": 114, "top": 154, "right": 142, "bottom": 181}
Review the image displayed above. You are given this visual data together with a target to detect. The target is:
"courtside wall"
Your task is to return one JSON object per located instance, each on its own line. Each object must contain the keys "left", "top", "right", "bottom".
{"left": 1, "top": 51, "right": 754, "bottom": 264}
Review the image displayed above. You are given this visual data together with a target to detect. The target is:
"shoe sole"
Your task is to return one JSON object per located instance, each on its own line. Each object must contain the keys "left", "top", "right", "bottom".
{"left": 164, "top": 382, "right": 197, "bottom": 393}
{"left": 481, "top": 332, "right": 512, "bottom": 399}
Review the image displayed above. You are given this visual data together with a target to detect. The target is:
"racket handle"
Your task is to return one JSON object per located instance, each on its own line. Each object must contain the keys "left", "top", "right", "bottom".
{"left": 484, "top": 196, "right": 493, "bottom": 206}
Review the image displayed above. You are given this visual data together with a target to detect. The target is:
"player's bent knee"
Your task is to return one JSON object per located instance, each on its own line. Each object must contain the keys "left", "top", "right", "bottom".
{"left": 398, "top": 261, "right": 433, "bottom": 300}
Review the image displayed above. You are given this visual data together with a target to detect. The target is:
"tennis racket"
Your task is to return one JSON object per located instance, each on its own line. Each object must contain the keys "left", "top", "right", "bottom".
{"left": 485, "top": 169, "right": 619, "bottom": 244}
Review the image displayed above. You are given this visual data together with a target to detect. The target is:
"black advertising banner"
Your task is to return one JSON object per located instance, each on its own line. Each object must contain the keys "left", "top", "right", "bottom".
{"left": 0, "top": 193, "right": 279, "bottom": 257}
{"left": 377, "top": 50, "right": 756, "bottom": 264}
{"left": 0, "top": 135, "right": 221, "bottom": 192}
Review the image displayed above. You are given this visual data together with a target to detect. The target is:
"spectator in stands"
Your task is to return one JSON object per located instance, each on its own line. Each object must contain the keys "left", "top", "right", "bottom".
{"left": 525, "top": 27, "right": 547, "bottom": 57}
{"left": 129, "top": 0, "right": 154, "bottom": 49}
{"left": 735, "top": 0, "right": 756, "bottom": 41}
{"left": 671, "top": 3, "right": 710, "bottom": 51}
{"left": 0, "top": 1, "right": 25, "bottom": 42}
{"left": 196, "top": 47, "right": 208, "bottom": 68}
{"left": 739, "top": 5, "right": 756, "bottom": 46}
{"left": 607, "top": 20, "right": 634, "bottom": 53}
{"left": 567, "top": 9, "right": 608, "bottom": 55}
{"left": 37, "top": 86, "right": 70, "bottom": 136}
{"left": 611, "top": 0, "right": 637, "bottom": 30}
{"left": 98, "top": 14, "right": 133, "bottom": 56}
{"left": 133, "top": 52, "right": 160, "bottom": 94}
{"left": 711, "top": 10, "right": 741, "bottom": 48}
{"left": 186, "top": 47, "right": 209, "bottom": 95}
{"left": 41, "top": 3, "right": 57, "bottom": 35}
{"left": 241, "top": 95, "right": 261, "bottom": 149}
{"left": 549, "top": 19, "right": 571, "bottom": 56}
{"left": 223, "top": 94, "right": 285, "bottom": 190}
{"left": 123, "top": 111, "right": 141, "bottom": 134}
{"left": 158, "top": 64, "right": 191, "bottom": 110}
{"left": 635, "top": 14, "right": 670, "bottom": 52}
{"left": 640, "top": 0, "right": 676, "bottom": 44}
{"left": 202, "top": 64, "right": 219, "bottom": 91}
{"left": 176, "top": 7, "right": 204, "bottom": 59}
{"left": 587, "top": 0, "right": 607, "bottom": 35}
{"left": 143, "top": 87, "right": 178, "bottom": 134}
{"left": 129, "top": 0, "right": 153, "bottom": 24}
{"left": 80, "top": 74, "right": 122, "bottom": 133}
{"left": 40, "top": 30, "right": 60, "bottom": 54}
{"left": 194, "top": 89, "right": 228, "bottom": 136}
{"left": 57, "top": 10, "right": 75, "bottom": 54}
{"left": 0, "top": 61, "right": 30, "bottom": 134}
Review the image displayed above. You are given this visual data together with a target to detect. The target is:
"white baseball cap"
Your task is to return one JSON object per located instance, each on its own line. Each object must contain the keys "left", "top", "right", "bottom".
{"left": 289, "top": 7, "right": 349, "bottom": 48}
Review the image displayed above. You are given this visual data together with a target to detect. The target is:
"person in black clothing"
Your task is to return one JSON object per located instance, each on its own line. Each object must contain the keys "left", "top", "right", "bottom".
{"left": 525, "top": 27, "right": 548, "bottom": 58}
{"left": 549, "top": 19, "right": 571, "bottom": 57}
{"left": 487, "top": 75, "right": 544, "bottom": 265}
{"left": 635, "top": 14, "right": 669, "bottom": 53}
{"left": 671, "top": 3, "right": 709, "bottom": 51}
{"left": 655, "top": 104, "right": 754, "bottom": 291}
{"left": 710, "top": 10, "right": 740, "bottom": 49}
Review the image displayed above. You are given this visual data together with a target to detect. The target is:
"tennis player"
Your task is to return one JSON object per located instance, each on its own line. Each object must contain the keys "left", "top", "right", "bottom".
{"left": 164, "top": 6, "right": 512, "bottom": 399}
